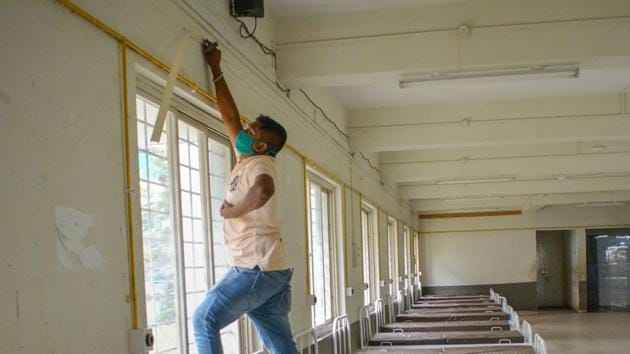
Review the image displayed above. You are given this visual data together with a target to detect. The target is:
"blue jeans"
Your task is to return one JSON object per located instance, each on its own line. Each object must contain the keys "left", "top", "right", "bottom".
{"left": 193, "top": 266, "right": 299, "bottom": 354}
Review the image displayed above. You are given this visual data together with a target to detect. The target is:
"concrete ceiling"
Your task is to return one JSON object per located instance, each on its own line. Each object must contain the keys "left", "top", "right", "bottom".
{"left": 272, "top": 0, "right": 630, "bottom": 215}
{"left": 267, "top": 0, "right": 472, "bottom": 18}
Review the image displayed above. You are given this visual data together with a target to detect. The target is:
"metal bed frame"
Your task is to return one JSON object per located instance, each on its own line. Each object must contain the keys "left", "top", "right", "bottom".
{"left": 259, "top": 289, "right": 548, "bottom": 354}
{"left": 332, "top": 314, "right": 352, "bottom": 354}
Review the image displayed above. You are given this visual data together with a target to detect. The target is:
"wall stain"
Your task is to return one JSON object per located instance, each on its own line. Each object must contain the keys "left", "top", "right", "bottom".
{"left": 37, "top": 174, "right": 47, "bottom": 189}
{"left": 0, "top": 92, "right": 11, "bottom": 104}
{"left": 15, "top": 290, "right": 20, "bottom": 318}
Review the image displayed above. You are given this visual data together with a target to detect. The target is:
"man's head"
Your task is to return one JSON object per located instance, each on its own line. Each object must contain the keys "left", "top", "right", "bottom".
{"left": 246, "top": 115, "right": 287, "bottom": 157}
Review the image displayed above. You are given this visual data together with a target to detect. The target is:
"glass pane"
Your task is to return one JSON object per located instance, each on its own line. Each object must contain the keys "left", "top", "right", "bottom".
{"left": 137, "top": 121, "right": 147, "bottom": 149}
{"left": 148, "top": 154, "right": 169, "bottom": 185}
{"left": 193, "top": 219, "right": 204, "bottom": 244}
{"left": 182, "top": 217, "right": 193, "bottom": 242}
{"left": 190, "top": 169, "right": 201, "bottom": 194}
{"left": 180, "top": 166, "right": 191, "bottom": 192}
{"left": 190, "top": 144, "right": 200, "bottom": 169}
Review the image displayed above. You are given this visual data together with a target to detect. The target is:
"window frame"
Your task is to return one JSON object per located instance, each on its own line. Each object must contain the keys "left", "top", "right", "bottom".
{"left": 360, "top": 201, "right": 379, "bottom": 306}
{"left": 413, "top": 231, "right": 421, "bottom": 288}
{"left": 402, "top": 226, "right": 412, "bottom": 290}
{"left": 305, "top": 168, "right": 344, "bottom": 335}
{"left": 387, "top": 217, "right": 399, "bottom": 298}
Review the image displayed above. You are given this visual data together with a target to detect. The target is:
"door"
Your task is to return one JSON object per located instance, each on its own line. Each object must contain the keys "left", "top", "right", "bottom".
{"left": 536, "top": 231, "right": 567, "bottom": 308}
{"left": 587, "top": 229, "right": 630, "bottom": 312}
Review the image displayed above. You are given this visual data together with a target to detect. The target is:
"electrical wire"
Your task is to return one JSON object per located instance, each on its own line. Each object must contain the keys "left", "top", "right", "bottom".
{"left": 232, "top": 17, "right": 352, "bottom": 140}
{"left": 360, "top": 153, "right": 381, "bottom": 174}
{"left": 230, "top": 15, "right": 382, "bottom": 175}
{"left": 238, "top": 17, "right": 257, "bottom": 39}
{"left": 299, "top": 89, "right": 348, "bottom": 139}
{"left": 234, "top": 17, "right": 291, "bottom": 98}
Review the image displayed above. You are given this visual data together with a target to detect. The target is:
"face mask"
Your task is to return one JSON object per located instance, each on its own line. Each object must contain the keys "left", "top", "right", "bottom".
{"left": 235, "top": 130, "right": 277, "bottom": 157}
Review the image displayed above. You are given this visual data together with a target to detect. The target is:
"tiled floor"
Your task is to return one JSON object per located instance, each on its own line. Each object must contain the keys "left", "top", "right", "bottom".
{"left": 521, "top": 310, "right": 630, "bottom": 354}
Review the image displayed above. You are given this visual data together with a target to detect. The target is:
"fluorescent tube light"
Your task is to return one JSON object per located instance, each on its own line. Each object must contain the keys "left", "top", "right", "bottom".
{"left": 576, "top": 202, "right": 626, "bottom": 207}
{"left": 399, "top": 65, "right": 579, "bottom": 88}
{"left": 444, "top": 196, "right": 505, "bottom": 202}
{"left": 445, "top": 208, "right": 500, "bottom": 213}
{"left": 436, "top": 177, "right": 516, "bottom": 185}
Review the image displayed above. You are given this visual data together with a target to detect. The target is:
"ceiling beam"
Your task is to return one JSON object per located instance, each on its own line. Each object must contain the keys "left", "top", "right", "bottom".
{"left": 274, "top": 0, "right": 630, "bottom": 47}
{"left": 276, "top": 16, "right": 630, "bottom": 88}
{"left": 398, "top": 176, "right": 630, "bottom": 200}
{"left": 349, "top": 114, "right": 630, "bottom": 152}
{"left": 349, "top": 94, "right": 626, "bottom": 129}
{"left": 379, "top": 140, "right": 630, "bottom": 164}
{"left": 382, "top": 152, "right": 630, "bottom": 183}
{"left": 419, "top": 210, "right": 522, "bottom": 219}
{"left": 411, "top": 191, "right": 630, "bottom": 212}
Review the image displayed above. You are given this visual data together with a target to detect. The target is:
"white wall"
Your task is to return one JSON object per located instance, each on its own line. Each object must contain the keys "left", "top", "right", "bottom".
{"left": 0, "top": 2, "right": 130, "bottom": 353}
{"left": 422, "top": 230, "right": 536, "bottom": 286}
{"left": 0, "top": 1, "right": 414, "bottom": 353}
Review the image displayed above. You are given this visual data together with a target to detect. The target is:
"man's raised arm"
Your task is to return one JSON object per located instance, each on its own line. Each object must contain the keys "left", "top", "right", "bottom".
{"left": 202, "top": 40, "right": 243, "bottom": 144}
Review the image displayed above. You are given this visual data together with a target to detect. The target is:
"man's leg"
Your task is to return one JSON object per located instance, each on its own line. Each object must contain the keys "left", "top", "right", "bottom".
{"left": 247, "top": 271, "right": 299, "bottom": 354}
{"left": 193, "top": 267, "right": 258, "bottom": 354}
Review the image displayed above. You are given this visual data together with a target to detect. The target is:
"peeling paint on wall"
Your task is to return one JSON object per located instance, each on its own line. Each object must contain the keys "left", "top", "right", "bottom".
{"left": 55, "top": 206, "right": 104, "bottom": 270}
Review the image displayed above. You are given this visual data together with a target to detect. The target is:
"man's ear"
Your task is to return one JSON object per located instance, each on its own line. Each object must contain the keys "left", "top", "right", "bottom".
{"left": 252, "top": 141, "right": 267, "bottom": 154}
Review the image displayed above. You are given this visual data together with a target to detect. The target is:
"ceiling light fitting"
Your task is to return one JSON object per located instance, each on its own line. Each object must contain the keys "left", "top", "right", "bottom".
{"left": 436, "top": 177, "right": 516, "bottom": 185}
{"left": 399, "top": 65, "right": 580, "bottom": 88}
{"left": 576, "top": 202, "right": 626, "bottom": 208}
{"left": 590, "top": 144, "right": 607, "bottom": 152}
{"left": 444, "top": 196, "right": 505, "bottom": 202}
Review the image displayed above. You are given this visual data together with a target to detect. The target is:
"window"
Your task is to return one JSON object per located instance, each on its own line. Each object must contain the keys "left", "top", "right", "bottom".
{"left": 387, "top": 218, "right": 399, "bottom": 297}
{"left": 136, "top": 94, "right": 239, "bottom": 354}
{"left": 413, "top": 232, "right": 420, "bottom": 287}
{"left": 361, "top": 203, "right": 379, "bottom": 305}
{"left": 402, "top": 226, "right": 411, "bottom": 290}
{"left": 307, "top": 173, "right": 340, "bottom": 328}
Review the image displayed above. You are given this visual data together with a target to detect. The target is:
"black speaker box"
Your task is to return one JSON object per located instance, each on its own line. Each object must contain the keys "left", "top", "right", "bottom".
{"left": 230, "top": 0, "right": 264, "bottom": 18}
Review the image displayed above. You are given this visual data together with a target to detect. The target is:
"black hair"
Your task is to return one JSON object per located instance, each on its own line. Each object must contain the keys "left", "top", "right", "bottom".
{"left": 255, "top": 114, "right": 287, "bottom": 155}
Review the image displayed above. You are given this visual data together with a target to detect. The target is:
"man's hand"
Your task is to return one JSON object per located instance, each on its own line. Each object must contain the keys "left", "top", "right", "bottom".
{"left": 220, "top": 200, "right": 237, "bottom": 219}
{"left": 202, "top": 40, "right": 221, "bottom": 72}
{"left": 219, "top": 175, "right": 275, "bottom": 219}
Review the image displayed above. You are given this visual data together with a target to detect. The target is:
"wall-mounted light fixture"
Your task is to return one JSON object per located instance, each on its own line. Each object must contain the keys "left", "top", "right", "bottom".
{"left": 399, "top": 65, "right": 579, "bottom": 89}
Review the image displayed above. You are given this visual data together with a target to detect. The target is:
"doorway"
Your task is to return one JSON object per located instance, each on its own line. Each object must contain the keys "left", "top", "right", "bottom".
{"left": 587, "top": 228, "right": 630, "bottom": 312}
{"left": 536, "top": 231, "right": 572, "bottom": 309}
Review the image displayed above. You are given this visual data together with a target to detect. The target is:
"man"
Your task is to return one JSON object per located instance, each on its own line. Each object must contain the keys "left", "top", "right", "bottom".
{"left": 193, "top": 40, "right": 298, "bottom": 354}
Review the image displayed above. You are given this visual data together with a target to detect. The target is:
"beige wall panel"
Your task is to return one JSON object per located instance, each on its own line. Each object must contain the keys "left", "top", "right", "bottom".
{"left": 277, "top": 150, "right": 311, "bottom": 331}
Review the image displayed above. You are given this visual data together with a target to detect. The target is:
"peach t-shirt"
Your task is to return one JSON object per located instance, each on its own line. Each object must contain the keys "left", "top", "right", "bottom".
{"left": 223, "top": 155, "right": 289, "bottom": 271}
